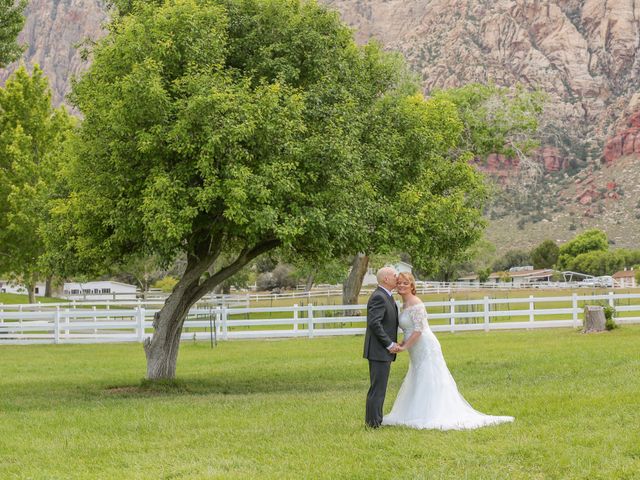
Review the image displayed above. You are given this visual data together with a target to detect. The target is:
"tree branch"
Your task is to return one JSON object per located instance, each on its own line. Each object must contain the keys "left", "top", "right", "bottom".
{"left": 189, "top": 238, "right": 281, "bottom": 303}
{"left": 182, "top": 233, "right": 224, "bottom": 286}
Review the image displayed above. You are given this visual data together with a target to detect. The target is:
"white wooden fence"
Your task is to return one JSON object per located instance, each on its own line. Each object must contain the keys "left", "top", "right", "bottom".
{"left": 1, "top": 293, "right": 639, "bottom": 345}
{"left": 47, "top": 280, "right": 623, "bottom": 306}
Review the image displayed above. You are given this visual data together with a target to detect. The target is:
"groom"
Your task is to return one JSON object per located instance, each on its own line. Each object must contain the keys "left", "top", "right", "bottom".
{"left": 363, "top": 266, "right": 401, "bottom": 428}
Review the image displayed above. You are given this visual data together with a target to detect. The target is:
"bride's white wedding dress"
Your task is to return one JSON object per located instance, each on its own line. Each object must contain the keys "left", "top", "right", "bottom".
{"left": 382, "top": 303, "right": 514, "bottom": 430}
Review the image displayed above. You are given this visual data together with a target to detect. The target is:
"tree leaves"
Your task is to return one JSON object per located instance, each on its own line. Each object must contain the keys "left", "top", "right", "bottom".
{"left": 0, "top": 0, "right": 26, "bottom": 67}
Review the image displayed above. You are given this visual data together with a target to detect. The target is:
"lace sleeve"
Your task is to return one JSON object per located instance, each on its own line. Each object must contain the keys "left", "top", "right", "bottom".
{"left": 409, "top": 304, "right": 428, "bottom": 333}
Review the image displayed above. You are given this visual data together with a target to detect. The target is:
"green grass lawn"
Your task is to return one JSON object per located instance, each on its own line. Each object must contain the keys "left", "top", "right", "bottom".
{"left": 0, "top": 293, "right": 66, "bottom": 305}
{"left": 1, "top": 328, "right": 639, "bottom": 479}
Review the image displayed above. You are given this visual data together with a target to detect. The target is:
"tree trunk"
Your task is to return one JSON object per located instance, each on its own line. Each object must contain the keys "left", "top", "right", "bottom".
{"left": 342, "top": 253, "right": 369, "bottom": 315}
{"left": 583, "top": 306, "right": 606, "bottom": 333}
{"left": 45, "top": 275, "right": 53, "bottom": 297}
{"left": 26, "top": 283, "right": 36, "bottom": 304}
{"left": 143, "top": 283, "right": 195, "bottom": 379}
{"left": 304, "top": 273, "right": 314, "bottom": 292}
{"left": 143, "top": 237, "right": 280, "bottom": 380}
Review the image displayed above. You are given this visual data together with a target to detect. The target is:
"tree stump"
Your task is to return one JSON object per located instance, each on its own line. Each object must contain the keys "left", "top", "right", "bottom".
{"left": 583, "top": 306, "right": 606, "bottom": 333}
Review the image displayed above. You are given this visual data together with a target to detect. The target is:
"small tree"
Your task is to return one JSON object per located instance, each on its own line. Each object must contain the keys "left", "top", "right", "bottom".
{"left": 153, "top": 276, "right": 179, "bottom": 293}
{"left": 0, "top": 0, "right": 26, "bottom": 67}
{"left": 477, "top": 267, "right": 491, "bottom": 283}
{"left": 531, "top": 239, "right": 559, "bottom": 269}
{"left": 492, "top": 249, "right": 531, "bottom": 272}
{"left": 0, "top": 66, "right": 73, "bottom": 302}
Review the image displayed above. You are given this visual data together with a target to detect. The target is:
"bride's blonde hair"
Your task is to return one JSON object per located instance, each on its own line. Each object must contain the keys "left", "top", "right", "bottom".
{"left": 397, "top": 272, "right": 417, "bottom": 295}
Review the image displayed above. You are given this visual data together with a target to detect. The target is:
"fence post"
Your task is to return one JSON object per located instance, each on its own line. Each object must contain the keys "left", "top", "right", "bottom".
{"left": 307, "top": 302, "right": 314, "bottom": 338}
{"left": 608, "top": 291, "right": 615, "bottom": 309}
{"left": 221, "top": 306, "right": 228, "bottom": 340}
{"left": 54, "top": 307, "right": 60, "bottom": 344}
{"left": 136, "top": 306, "right": 145, "bottom": 342}
{"left": 293, "top": 304, "right": 299, "bottom": 335}
{"left": 529, "top": 295, "right": 535, "bottom": 326}
{"left": 64, "top": 306, "right": 70, "bottom": 337}
{"left": 572, "top": 293, "right": 578, "bottom": 328}
{"left": 215, "top": 309, "right": 221, "bottom": 338}
{"left": 93, "top": 305, "right": 98, "bottom": 335}
{"left": 449, "top": 298, "right": 455, "bottom": 333}
{"left": 483, "top": 296, "right": 490, "bottom": 332}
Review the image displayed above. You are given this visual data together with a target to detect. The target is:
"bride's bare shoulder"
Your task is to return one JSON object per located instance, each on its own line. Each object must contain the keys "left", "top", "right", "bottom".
{"left": 404, "top": 296, "right": 424, "bottom": 309}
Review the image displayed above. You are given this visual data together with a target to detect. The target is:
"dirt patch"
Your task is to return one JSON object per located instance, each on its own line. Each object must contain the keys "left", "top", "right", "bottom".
{"left": 104, "top": 385, "right": 166, "bottom": 396}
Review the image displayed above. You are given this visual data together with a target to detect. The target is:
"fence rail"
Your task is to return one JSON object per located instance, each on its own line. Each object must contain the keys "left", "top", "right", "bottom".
{"left": 1, "top": 292, "right": 639, "bottom": 345}
{"left": 39, "top": 280, "right": 633, "bottom": 306}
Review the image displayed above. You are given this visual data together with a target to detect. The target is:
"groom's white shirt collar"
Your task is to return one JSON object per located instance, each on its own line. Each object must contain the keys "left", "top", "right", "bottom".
{"left": 378, "top": 285, "right": 393, "bottom": 297}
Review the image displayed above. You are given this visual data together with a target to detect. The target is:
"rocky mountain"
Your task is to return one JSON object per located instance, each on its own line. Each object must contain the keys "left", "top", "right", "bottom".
{"left": 0, "top": 0, "right": 107, "bottom": 106}
{"left": 327, "top": 0, "right": 640, "bottom": 166}
{"left": 2, "top": 0, "right": 639, "bottom": 251}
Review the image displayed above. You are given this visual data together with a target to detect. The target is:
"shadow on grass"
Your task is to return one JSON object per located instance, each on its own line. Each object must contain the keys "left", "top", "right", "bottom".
{"left": 102, "top": 372, "right": 362, "bottom": 398}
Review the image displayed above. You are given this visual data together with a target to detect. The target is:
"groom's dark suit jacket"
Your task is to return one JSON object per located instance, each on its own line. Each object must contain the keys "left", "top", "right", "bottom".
{"left": 363, "top": 286, "right": 399, "bottom": 362}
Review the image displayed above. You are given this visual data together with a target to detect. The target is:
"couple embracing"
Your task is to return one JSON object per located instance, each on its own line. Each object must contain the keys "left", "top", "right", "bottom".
{"left": 364, "top": 266, "right": 514, "bottom": 430}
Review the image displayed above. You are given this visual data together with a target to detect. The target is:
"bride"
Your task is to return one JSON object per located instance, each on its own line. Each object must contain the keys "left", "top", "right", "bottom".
{"left": 382, "top": 272, "right": 514, "bottom": 430}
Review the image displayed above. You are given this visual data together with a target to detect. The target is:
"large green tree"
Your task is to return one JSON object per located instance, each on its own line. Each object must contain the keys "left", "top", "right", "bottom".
{"left": 0, "top": 0, "right": 26, "bottom": 67}
{"left": 51, "top": 0, "right": 487, "bottom": 379}
{"left": 0, "top": 66, "right": 73, "bottom": 302}
{"left": 341, "top": 88, "right": 491, "bottom": 303}
{"left": 566, "top": 250, "right": 624, "bottom": 277}
{"left": 556, "top": 229, "right": 609, "bottom": 271}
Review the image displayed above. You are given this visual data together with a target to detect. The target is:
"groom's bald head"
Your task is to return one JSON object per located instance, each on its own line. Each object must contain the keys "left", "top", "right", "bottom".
{"left": 377, "top": 266, "right": 398, "bottom": 291}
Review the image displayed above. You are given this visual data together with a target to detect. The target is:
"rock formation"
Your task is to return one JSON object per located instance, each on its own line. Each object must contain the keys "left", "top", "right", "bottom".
{"left": 3, "top": 0, "right": 640, "bottom": 168}
{"left": 0, "top": 0, "right": 107, "bottom": 106}
{"left": 604, "top": 111, "right": 640, "bottom": 165}
{"left": 325, "top": 0, "right": 640, "bottom": 167}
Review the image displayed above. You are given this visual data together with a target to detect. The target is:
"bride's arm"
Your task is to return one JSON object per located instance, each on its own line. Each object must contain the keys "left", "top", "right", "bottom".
{"left": 399, "top": 331, "right": 421, "bottom": 350}
{"left": 399, "top": 303, "right": 427, "bottom": 351}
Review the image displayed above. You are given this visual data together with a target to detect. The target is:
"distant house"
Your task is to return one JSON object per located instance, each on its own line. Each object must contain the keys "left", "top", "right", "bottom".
{"left": 394, "top": 261, "right": 413, "bottom": 274}
{"left": 0, "top": 280, "right": 47, "bottom": 297}
{"left": 362, "top": 268, "right": 378, "bottom": 286}
{"left": 62, "top": 281, "right": 138, "bottom": 300}
{"left": 459, "top": 266, "right": 555, "bottom": 286}
{"left": 612, "top": 269, "right": 637, "bottom": 288}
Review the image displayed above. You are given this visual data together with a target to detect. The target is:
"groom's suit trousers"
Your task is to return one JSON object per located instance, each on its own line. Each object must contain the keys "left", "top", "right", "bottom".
{"left": 366, "top": 359, "right": 391, "bottom": 428}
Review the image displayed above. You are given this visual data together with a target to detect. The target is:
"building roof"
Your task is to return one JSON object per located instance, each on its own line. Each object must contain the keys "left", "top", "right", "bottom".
{"left": 489, "top": 269, "right": 554, "bottom": 279}
{"left": 459, "top": 269, "right": 555, "bottom": 281}
{"left": 612, "top": 270, "right": 636, "bottom": 279}
{"left": 64, "top": 280, "right": 138, "bottom": 289}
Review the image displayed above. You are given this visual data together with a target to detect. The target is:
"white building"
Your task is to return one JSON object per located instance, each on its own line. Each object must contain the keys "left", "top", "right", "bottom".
{"left": 0, "top": 280, "right": 47, "bottom": 297}
{"left": 362, "top": 262, "right": 414, "bottom": 286}
{"left": 394, "top": 261, "right": 413, "bottom": 274}
{"left": 62, "top": 281, "right": 138, "bottom": 300}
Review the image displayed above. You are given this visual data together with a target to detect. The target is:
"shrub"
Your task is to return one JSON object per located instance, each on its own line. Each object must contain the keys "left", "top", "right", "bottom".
{"left": 153, "top": 276, "right": 178, "bottom": 293}
{"left": 602, "top": 304, "right": 618, "bottom": 331}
